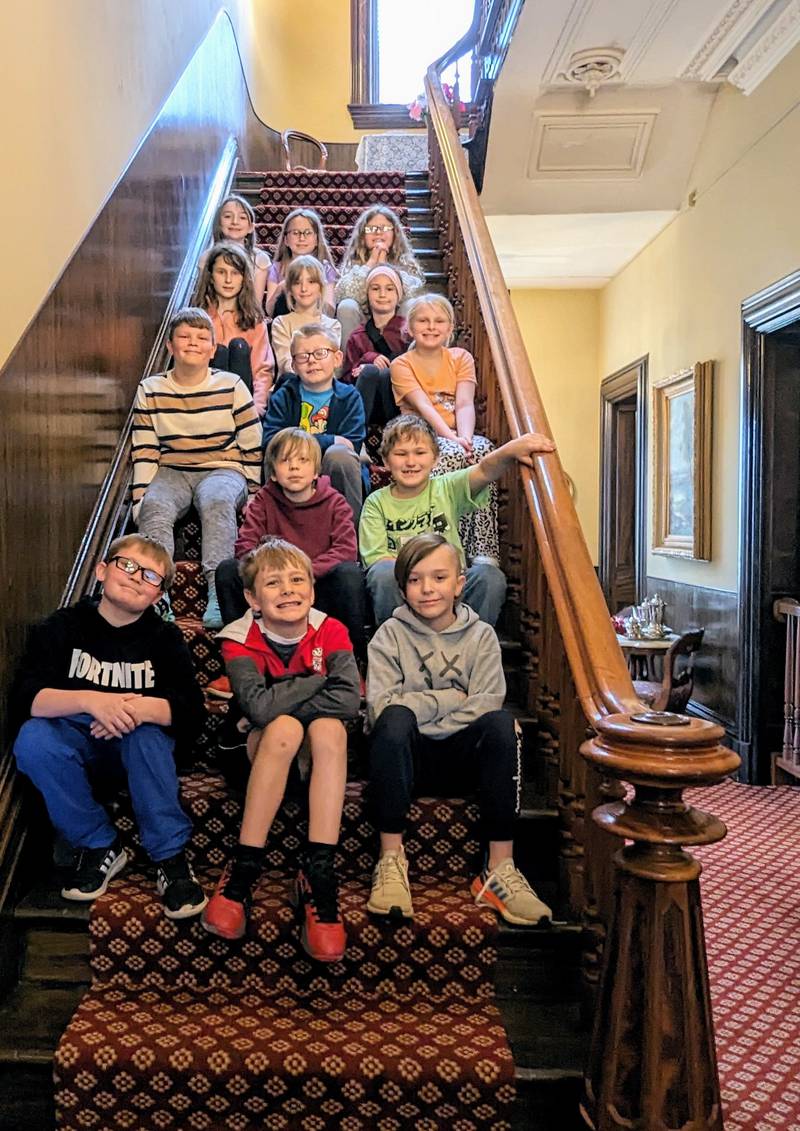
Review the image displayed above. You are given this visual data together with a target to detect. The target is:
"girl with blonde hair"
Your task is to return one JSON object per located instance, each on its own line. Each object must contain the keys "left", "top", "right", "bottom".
{"left": 390, "top": 293, "right": 499, "bottom": 562}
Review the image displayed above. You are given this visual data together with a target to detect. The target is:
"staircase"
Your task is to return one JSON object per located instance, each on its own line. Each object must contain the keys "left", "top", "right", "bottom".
{"left": 0, "top": 170, "right": 588, "bottom": 1130}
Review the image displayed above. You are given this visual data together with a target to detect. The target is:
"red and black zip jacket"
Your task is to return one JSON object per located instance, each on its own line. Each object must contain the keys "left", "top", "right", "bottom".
{"left": 217, "top": 608, "right": 360, "bottom": 728}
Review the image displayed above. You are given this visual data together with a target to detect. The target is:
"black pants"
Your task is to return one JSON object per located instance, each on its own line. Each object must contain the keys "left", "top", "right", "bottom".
{"left": 215, "top": 556, "right": 369, "bottom": 661}
{"left": 213, "top": 339, "right": 253, "bottom": 393}
{"left": 356, "top": 364, "right": 398, "bottom": 431}
{"left": 369, "top": 705, "right": 520, "bottom": 841}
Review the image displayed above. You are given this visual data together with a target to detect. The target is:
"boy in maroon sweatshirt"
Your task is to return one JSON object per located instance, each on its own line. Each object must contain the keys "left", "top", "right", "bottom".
{"left": 214, "top": 427, "right": 367, "bottom": 660}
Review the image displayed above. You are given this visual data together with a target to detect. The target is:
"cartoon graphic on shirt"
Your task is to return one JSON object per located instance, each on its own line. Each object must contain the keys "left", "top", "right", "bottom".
{"left": 384, "top": 510, "right": 449, "bottom": 552}
{"left": 299, "top": 400, "right": 330, "bottom": 435}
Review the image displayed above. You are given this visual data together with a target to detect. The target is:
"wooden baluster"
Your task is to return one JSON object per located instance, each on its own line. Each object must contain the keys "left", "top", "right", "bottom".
{"left": 783, "top": 610, "right": 794, "bottom": 759}
{"left": 581, "top": 715, "right": 739, "bottom": 1131}
{"left": 793, "top": 614, "right": 800, "bottom": 764}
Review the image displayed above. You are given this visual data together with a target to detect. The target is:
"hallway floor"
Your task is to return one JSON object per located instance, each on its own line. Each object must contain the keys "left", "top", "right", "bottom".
{"left": 690, "top": 781, "right": 799, "bottom": 1130}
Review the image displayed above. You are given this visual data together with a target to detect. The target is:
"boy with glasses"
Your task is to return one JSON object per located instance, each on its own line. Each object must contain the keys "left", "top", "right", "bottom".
{"left": 12, "top": 535, "right": 206, "bottom": 919}
{"left": 261, "top": 323, "right": 366, "bottom": 522}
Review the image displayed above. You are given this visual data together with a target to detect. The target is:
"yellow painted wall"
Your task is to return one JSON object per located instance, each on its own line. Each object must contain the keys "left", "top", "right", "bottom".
{"left": 1, "top": 2, "right": 247, "bottom": 368}
{"left": 247, "top": 0, "right": 358, "bottom": 141}
{"left": 599, "top": 44, "right": 800, "bottom": 593}
{"left": 511, "top": 289, "right": 601, "bottom": 562}
{"left": 1, "top": 0, "right": 359, "bottom": 370}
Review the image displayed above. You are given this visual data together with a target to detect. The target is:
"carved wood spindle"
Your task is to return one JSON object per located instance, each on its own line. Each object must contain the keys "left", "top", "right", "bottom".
{"left": 580, "top": 714, "right": 739, "bottom": 1131}
{"left": 792, "top": 614, "right": 800, "bottom": 764}
{"left": 783, "top": 610, "right": 795, "bottom": 760}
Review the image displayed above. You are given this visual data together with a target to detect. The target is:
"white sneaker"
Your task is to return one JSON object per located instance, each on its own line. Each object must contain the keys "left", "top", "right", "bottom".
{"left": 367, "top": 849, "right": 414, "bottom": 919}
{"left": 471, "top": 859, "right": 552, "bottom": 926}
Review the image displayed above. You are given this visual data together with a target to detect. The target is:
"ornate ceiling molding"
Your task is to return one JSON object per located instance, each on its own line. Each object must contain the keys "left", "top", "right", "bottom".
{"left": 541, "top": 0, "right": 595, "bottom": 87}
{"left": 541, "top": 0, "right": 684, "bottom": 88}
{"left": 681, "top": 0, "right": 778, "bottom": 83}
{"left": 727, "top": 0, "right": 800, "bottom": 93}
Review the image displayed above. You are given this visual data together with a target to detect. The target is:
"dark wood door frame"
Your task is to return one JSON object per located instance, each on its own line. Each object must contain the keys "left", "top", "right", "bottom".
{"left": 738, "top": 268, "right": 800, "bottom": 781}
{"left": 599, "top": 356, "right": 648, "bottom": 606}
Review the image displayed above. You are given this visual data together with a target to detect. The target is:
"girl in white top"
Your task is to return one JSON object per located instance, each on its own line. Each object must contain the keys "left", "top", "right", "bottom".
{"left": 270, "top": 256, "right": 342, "bottom": 375}
{"left": 199, "top": 195, "right": 271, "bottom": 307}
{"left": 334, "top": 205, "right": 425, "bottom": 347}
{"left": 266, "top": 208, "right": 338, "bottom": 318}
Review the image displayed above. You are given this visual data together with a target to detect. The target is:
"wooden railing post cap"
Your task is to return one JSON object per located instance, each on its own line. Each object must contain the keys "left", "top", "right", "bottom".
{"left": 581, "top": 712, "right": 740, "bottom": 786}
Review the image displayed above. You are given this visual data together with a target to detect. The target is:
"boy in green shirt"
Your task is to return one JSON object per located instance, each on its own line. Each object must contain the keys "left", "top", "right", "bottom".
{"left": 358, "top": 415, "right": 555, "bottom": 625}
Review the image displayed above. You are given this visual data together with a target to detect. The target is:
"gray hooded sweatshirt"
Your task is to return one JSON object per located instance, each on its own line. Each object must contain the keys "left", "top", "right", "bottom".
{"left": 366, "top": 602, "right": 506, "bottom": 738}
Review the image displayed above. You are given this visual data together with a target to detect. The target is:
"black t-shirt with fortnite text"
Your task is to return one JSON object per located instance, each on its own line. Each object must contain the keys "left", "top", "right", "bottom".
{"left": 11, "top": 597, "right": 203, "bottom": 746}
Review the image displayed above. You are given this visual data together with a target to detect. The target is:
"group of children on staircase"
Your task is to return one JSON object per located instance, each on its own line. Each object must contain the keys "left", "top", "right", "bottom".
{"left": 11, "top": 190, "right": 557, "bottom": 966}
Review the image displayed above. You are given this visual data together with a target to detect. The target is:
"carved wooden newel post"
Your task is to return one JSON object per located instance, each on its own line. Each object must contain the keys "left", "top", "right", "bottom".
{"left": 580, "top": 714, "right": 740, "bottom": 1131}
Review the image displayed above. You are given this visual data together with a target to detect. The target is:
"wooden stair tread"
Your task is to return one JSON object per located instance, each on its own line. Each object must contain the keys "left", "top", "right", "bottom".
{"left": 0, "top": 984, "right": 86, "bottom": 1062}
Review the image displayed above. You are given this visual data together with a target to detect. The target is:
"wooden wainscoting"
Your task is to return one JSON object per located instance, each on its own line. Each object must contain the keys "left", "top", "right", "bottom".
{"left": 645, "top": 576, "right": 739, "bottom": 737}
{"left": 0, "top": 14, "right": 259, "bottom": 745}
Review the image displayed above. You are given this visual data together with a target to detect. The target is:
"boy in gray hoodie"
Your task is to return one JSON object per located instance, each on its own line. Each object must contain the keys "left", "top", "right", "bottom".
{"left": 366, "top": 533, "right": 552, "bottom": 926}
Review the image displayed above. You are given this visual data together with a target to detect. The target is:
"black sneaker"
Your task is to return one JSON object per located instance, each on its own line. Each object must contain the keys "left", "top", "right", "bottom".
{"left": 61, "top": 841, "right": 127, "bottom": 901}
{"left": 155, "top": 851, "right": 207, "bottom": 920}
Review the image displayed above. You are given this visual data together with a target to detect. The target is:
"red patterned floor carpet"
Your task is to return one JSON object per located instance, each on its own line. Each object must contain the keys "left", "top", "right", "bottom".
{"left": 690, "top": 781, "right": 800, "bottom": 1131}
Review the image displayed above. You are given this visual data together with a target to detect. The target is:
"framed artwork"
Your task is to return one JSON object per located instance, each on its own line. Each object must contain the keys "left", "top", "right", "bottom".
{"left": 652, "top": 361, "right": 713, "bottom": 560}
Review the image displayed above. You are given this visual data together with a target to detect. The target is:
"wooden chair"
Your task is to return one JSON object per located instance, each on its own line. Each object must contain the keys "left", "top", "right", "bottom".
{"left": 281, "top": 129, "right": 328, "bottom": 171}
{"left": 632, "top": 628, "right": 705, "bottom": 713}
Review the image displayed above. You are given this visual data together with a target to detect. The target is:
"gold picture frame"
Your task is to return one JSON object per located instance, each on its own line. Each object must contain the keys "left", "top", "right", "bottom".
{"left": 652, "top": 361, "right": 713, "bottom": 560}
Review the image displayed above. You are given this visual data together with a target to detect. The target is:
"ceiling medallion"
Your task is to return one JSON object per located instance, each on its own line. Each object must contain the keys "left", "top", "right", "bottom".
{"left": 560, "top": 47, "right": 625, "bottom": 97}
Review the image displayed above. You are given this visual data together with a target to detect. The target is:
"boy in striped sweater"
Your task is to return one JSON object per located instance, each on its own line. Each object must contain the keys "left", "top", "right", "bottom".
{"left": 133, "top": 307, "right": 263, "bottom": 628}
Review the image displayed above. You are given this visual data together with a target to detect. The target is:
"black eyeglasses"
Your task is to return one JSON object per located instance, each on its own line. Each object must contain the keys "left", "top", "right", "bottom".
{"left": 111, "top": 556, "right": 165, "bottom": 589}
{"left": 292, "top": 347, "right": 335, "bottom": 364}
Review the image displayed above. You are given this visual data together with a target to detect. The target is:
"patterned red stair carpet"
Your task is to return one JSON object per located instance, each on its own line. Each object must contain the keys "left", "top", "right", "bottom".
{"left": 690, "top": 781, "right": 800, "bottom": 1131}
{"left": 52, "top": 512, "right": 516, "bottom": 1129}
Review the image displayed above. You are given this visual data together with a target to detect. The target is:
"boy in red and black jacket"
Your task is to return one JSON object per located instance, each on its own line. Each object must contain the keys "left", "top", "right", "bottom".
{"left": 202, "top": 538, "right": 360, "bottom": 962}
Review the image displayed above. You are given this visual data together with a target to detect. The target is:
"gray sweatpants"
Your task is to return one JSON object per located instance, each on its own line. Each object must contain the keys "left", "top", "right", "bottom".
{"left": 137, "top": 467, "right": 248, "bottom": 586}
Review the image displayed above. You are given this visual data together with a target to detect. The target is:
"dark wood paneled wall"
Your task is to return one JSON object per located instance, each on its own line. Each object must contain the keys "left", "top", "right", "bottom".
{"left": 0, "top": 13, "right": 280, "bottom": 751}
{"left": 645, "top": 576, "right": 739, "bottom": 733}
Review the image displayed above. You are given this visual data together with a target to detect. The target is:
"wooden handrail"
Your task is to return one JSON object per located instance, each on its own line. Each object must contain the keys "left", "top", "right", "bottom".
{"left": 424, "top": 72, "right": 636, "bottom": 725}
{"left": 424, "top": 55, "right": 739, "bottom": 1131}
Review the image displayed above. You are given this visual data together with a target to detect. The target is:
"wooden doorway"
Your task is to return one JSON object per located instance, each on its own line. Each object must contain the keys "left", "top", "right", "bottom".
{"left": 740, "top": 270, "right": 800, "bottom": 783}
{"left": 599, "top": 357, "right": 648, "bottom": 612}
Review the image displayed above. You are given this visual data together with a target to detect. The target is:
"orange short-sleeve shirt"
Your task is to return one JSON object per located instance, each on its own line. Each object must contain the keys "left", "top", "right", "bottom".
{"left": 390, "top": 347, "right": 476, "bottom": 429}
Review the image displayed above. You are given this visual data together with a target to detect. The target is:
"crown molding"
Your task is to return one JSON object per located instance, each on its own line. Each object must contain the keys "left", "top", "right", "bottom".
{"left": 681, "top": 0, "right": 777, "bottom": 82}
{"left": 727, "top": 0, "right": 800, "bottom": 93}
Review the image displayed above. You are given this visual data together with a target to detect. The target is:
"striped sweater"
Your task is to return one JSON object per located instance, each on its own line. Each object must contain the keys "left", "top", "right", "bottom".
{"left": 131, "top": 368, "right": 263, "bottom": 517}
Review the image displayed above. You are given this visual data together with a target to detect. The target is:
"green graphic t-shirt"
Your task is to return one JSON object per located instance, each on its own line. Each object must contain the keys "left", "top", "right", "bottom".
{"left": 358, "top": 468, "right": 490, "bottom": 567}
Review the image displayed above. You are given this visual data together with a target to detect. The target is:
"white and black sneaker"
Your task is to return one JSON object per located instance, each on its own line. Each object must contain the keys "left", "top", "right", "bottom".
{"left": 61, "top": 841, "right": 128, "bottom": 901}
{"left": 155, "top": 851, "right": 207, "bottom": 920}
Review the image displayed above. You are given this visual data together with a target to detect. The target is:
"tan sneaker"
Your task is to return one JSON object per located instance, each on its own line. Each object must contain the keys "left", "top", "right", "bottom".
{"left": 367, "top": 849, "right": 414, "bottom": 919}
{"left": 471, "top": 859, "right": 552, "bottom": 926}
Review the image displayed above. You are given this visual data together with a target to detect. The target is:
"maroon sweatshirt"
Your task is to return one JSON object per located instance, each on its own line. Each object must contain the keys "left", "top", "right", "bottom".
{"left": 341, "top": 315, "right": 408, "bottom": 382}
{"left": 233, "top": 475, "right": 357, "bottom": 578}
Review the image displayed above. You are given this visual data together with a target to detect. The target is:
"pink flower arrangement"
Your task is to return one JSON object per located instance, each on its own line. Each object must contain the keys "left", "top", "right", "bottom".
{"left": 407, "top": 84, "right": 466, "bottom": 123}
{"left": 408, "top": 93, "right": 428, "bottom": 122}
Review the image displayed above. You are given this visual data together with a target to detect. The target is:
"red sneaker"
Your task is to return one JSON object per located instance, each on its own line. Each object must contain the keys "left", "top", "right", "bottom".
{"left": 293, "top": 868, "right": 346, "bottom": 963}
{"left": 201, "top": 867, "right": 249, "bottom": 940}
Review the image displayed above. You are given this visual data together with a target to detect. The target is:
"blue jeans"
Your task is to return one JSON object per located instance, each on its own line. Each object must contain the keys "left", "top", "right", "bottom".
{"left": 366, "top": 559, "right": 507, "bottom": 626}
{"left": 13, "top": 715, "right": 191, "bottom": 861}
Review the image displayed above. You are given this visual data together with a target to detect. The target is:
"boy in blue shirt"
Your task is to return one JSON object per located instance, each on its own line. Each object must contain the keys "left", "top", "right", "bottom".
{"left": 261, "top": 324, "right": 366, "bottom": 522}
